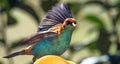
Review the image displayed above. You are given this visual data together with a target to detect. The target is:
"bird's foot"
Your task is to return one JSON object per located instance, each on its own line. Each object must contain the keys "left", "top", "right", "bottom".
{"left": 33, "top": 56, "right": 39, "bottom": 62}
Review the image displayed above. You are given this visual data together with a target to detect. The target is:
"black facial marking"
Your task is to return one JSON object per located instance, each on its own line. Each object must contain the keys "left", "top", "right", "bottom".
{"left": 66, "top": 21, "right": 72, "bottom": 25}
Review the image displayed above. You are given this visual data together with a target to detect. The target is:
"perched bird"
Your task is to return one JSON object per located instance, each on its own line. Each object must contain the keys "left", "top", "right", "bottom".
{"left": 4, "top": 3, "right": 76, "bottom": 61}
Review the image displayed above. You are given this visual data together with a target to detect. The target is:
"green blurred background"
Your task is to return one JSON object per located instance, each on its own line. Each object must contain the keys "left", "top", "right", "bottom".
{"left": 0, "top": 0, "right": 120, "bottom": 64}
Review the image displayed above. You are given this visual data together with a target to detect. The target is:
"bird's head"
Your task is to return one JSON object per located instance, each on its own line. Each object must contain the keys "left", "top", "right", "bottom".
{"left": 38, "top": 3, "right": 77, "bottom": 33}
{"left": 62, "top": 18, "right": 76, "bottom": 28}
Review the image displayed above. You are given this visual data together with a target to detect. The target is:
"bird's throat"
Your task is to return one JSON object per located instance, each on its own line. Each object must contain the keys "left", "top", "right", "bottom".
{"left": 59, "top": 26, "right": 75, "bottom": 44}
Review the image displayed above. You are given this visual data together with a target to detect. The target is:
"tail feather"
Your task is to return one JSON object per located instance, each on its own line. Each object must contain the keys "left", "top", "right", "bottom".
{"left": 3, "top": 50, "right": 25, "bottom": 58}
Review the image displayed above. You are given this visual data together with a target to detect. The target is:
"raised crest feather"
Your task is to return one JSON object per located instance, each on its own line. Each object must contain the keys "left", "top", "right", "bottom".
{"left": 38, "top": 3, "right": 73, "bottom": 32}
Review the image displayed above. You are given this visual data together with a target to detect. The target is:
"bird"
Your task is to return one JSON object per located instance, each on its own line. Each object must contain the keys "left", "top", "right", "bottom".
{"left": 3, "top": 3, "right": 77, "bottom": 61}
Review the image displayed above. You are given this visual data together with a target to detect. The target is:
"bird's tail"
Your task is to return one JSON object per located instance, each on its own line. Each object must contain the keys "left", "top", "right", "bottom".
{"left": 3, "top": 50, "right": 25, "bottom": 58}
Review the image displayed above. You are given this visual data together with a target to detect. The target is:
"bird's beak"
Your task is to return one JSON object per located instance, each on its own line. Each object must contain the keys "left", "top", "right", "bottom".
{"left": 72, "top": 22, "right": 76, "bottom": 27}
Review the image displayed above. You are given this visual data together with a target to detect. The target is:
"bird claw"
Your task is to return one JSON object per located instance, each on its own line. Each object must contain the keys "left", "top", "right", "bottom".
{"left": 33, "top": 56, "right": 39, "bottom": 62}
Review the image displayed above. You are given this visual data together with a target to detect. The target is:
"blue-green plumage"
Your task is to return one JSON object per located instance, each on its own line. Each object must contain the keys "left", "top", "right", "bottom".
{"left": 32, "top": 26, "right": 75, "bottom": 57}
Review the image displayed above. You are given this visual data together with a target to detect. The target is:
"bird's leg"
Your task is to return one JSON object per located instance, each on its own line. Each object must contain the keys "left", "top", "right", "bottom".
{"left": 32, "top": 56, "right": 39, "bottom": 62}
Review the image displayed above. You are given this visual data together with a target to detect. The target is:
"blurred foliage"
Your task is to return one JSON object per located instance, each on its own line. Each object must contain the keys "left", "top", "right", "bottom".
{"left": 84, "top": 14, "right": 104, "bottom": 28}
{"left": 0, "top": 0, "right": 120, "bottom": 64}
{"left": 40, "top": 0, "right": 59, "bottom": 12}
{"left": 97, "top": 28, "right": 111, "bottom": 54}
{"left": 16, "top": 3, "right": 40, "bottom": 23}
{"left": 0, "top": 61, "right": 4, "bottom": 64}
{"left": 9, "top": 39, "right": 25, "bottom": 49}
{"left": 68, "top": 3, "right": 81, "bottom": 15}
{"left": 7, "top": 14, "right": 17, "bottom": 26}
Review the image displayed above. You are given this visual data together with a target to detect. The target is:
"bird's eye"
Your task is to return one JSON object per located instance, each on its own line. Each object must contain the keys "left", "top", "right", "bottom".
{"left": 66, "top": 21, "right": 76, "bottom": 27}
{"left": 72, "top": 22, "right": 76, "bottom": 27}
{"left": 73, "top": 22, "right": 76, "bottom": 24}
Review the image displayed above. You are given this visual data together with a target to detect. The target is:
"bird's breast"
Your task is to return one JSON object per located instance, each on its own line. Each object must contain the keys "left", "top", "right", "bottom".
{"left": 32, "top": 27, "right": 74, "bottom": 57}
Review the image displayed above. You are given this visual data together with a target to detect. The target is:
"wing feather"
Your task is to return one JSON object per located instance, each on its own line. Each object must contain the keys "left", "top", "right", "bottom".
{"left": 21, "top": 32, "right": 57, "bottom": 44}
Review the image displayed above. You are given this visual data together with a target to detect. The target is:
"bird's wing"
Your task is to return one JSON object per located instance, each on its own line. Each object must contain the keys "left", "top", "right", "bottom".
{"left": 38, "top": 3, "right": 72, "bottom": 32}
{"left": 21, "top": 31, "right": 57, "bottom": 44}
{"left": 21, "top": 3, "right": 72, "bottom": 44}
